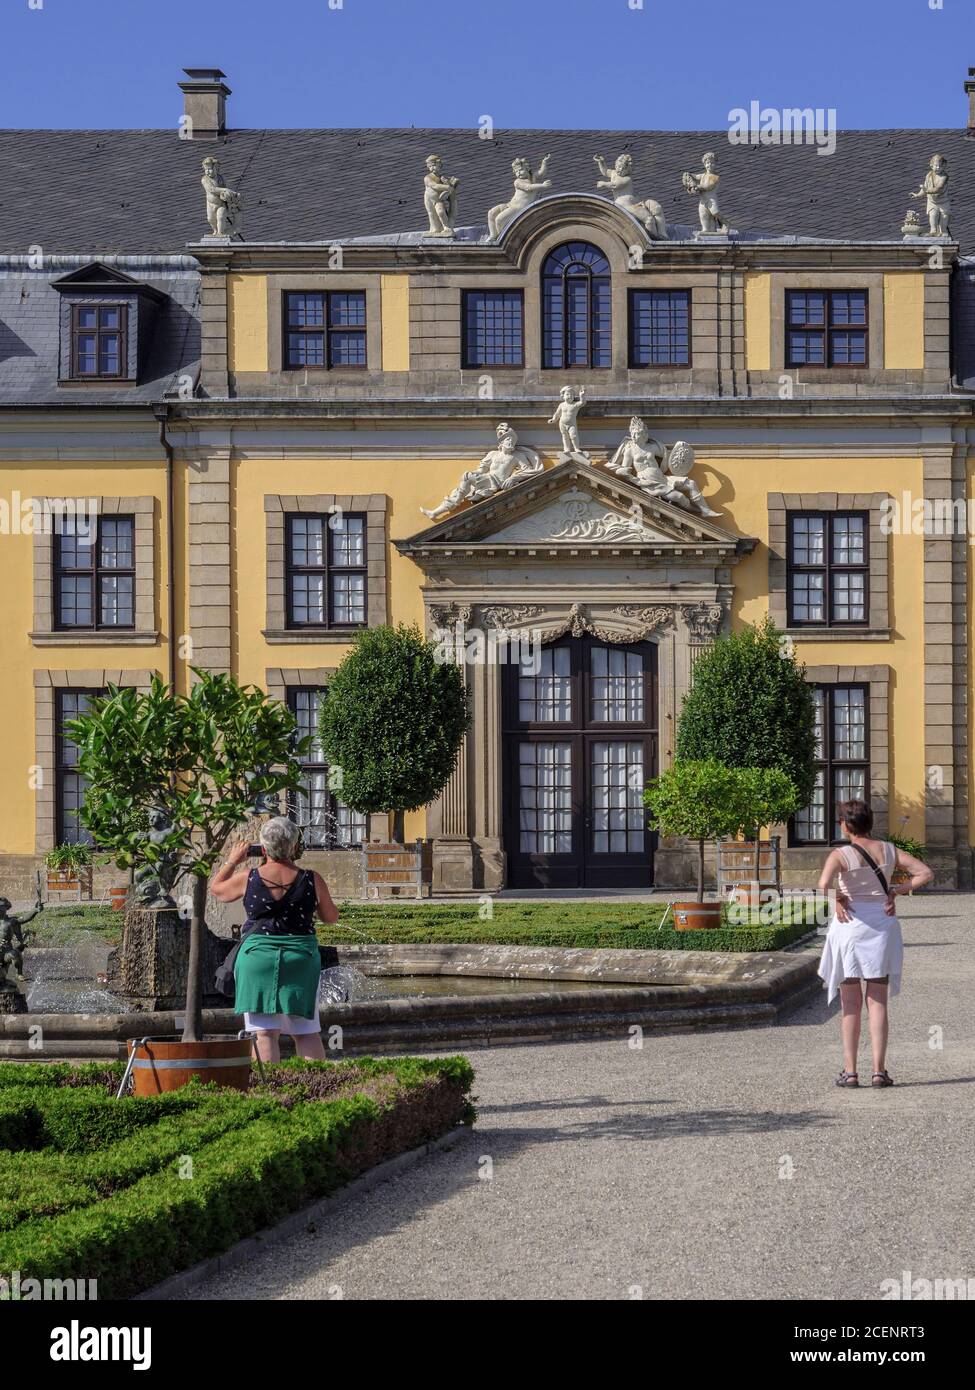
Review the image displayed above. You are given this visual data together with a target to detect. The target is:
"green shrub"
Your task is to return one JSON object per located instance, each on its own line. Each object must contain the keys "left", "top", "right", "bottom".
{"left": 0, "top": 1055, "right": 474, "bottom": 1297}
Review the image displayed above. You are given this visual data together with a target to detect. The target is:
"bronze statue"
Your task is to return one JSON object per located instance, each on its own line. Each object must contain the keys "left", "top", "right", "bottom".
{"left": 0, "top": 879, "right": 43, "bottom": 993}
{"left": 134, "top": 806, "right": 179, "bottom": 909}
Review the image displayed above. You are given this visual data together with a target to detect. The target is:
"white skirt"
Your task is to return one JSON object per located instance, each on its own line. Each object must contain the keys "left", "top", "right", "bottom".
{"left": 243, "top": 1011, "right": 322, "bottom": 1036}
{"left": 818, "top": 900, "right": 904, "bottom": 1004}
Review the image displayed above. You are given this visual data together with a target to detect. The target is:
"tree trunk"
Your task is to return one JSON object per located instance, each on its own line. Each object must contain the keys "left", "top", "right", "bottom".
{"left": 182, "top": 874, "right": 208, "bottom": 1043}
{"left": 391, "top": 808, "right": 405, "bottom": 844}
{"left": 753, "top": 826, "right": 761, "bottom": 886}
{"left": 697, "top": 838, "right": 705, "bottom": 902}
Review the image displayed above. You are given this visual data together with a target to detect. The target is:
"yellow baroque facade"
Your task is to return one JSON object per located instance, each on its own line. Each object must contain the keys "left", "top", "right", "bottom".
{"left": 2, "top": 72, "right": 974, "bottom": 894}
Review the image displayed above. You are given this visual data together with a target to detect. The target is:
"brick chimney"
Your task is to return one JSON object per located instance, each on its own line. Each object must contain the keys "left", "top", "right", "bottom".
{"left": 178, "top": 68, "right": 231, "bottom": 139}
{"left": 966, "top": 67, "right": 975, "bottom": 135}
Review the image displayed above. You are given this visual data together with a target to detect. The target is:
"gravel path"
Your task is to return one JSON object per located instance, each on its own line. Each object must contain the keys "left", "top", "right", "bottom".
{"left": 177, "top": 897, "right": 975, "bottom": 1300}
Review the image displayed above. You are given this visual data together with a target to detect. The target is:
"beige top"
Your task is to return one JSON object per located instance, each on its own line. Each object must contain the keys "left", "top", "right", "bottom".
{"left": 836, "top": 841, "right": 896, "bottom": 903}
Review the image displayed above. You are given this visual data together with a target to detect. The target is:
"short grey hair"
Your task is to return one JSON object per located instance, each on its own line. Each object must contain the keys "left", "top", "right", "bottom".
{"left": 259, "top": 816, "right": 299, "bottom": 861}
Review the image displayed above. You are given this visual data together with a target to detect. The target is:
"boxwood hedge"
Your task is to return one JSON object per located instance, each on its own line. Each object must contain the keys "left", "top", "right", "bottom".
{"left": 0, "top": 1055, "right": 474, "bottom": 1298}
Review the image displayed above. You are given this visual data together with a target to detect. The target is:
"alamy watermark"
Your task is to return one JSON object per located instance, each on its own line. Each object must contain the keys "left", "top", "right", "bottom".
{"left": 728, "top": 102, "right": 837, "bottom": 157}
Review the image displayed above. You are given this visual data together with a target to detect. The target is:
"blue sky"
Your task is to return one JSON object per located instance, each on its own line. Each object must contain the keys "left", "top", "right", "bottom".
{"left": 2, "top": 0, "right": 972, "bottom": 130}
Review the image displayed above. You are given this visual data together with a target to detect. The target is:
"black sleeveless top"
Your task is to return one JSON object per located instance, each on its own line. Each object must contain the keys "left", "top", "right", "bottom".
{"left": 242, "top": 867, "right": 318, "bottom": 936}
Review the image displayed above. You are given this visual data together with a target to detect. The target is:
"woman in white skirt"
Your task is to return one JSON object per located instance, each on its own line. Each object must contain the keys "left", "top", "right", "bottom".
{"left": 818, "top": 799, "right": 932, "bottom": 1088}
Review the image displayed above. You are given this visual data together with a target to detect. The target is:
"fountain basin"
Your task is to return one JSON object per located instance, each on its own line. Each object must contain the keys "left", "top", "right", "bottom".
{"left": 0, "top": 943, "right": 821, "bottom": 1060}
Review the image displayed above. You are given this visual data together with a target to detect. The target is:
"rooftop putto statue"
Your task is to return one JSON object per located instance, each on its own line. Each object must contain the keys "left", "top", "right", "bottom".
{"left": 608, "top": 417, "right": 720, "bottom": 518}
{"left": 910, "top": 154, "right": 951, "bottom": 239}
{"left": 682, "top": 152, "right": 729, "bottom": 236}
{"left": 487, "top": 155, "right": 552, "bottom": 240}
{"left": 550, "top": 385, "right": 588, "bottom": 463}
{"left": 423, "top": 154, "right": 459, "bottom": 238}
{"left": 420, "top": 423, "right": 542, "bottom": 520}
{"left": 201, "top": 156, "right": 243, "bottom": 238}
{"left": 593, "top": 153, "right": 668, "bottom": 240}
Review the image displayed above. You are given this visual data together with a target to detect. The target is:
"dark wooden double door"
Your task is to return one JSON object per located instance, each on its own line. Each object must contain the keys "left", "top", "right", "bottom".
{"left": 503, "top": 637, "right": 658, "bottom": 889}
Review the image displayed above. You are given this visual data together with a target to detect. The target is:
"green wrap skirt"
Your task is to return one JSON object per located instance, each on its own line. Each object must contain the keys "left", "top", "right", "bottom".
{"left": 233, "top": 933, "right": 320, "bottom": 1020}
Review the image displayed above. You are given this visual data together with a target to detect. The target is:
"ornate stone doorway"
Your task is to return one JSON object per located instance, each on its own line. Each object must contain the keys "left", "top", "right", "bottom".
{"left": 503, "top": 636, "right": 657, "bottom": 888}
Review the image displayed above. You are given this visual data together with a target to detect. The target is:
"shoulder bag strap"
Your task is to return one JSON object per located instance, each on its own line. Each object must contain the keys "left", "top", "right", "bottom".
{"left": 850, "top": 842, "right": 890, "bottom": 897}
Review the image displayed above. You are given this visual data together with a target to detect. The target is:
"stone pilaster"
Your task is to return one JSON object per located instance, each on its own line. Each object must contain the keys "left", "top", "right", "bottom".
{"left": 188, "top": 448, "right": 232, "bottom": 676}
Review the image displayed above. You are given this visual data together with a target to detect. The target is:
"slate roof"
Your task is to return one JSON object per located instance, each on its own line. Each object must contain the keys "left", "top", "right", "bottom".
{"left": 1, "top": 127, "right": 974, "bottom": 252}
{"left": 0, "top": 262, "right": 200, "bottom": 405}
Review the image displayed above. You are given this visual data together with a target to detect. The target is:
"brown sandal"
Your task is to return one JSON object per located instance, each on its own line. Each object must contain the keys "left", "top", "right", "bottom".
{"left": 835, "top": 1070, "right": 859, "bottom": 1088}
{"left": 872, "top": 1070, "right": 894, "bottom": 1088}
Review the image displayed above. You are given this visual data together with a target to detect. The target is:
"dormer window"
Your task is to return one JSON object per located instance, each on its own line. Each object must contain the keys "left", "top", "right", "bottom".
{"left": 71, "top": 304, "right": 127, "bottom": 379}
{"left": 53, "top": 262, "right": 164, "bottom": 386}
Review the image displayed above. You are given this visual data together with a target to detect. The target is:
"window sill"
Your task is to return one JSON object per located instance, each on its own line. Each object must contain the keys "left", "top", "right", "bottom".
{"left": 262, "top": 628, "right": 364, "bottom": 644}
{"left": 29, "top": 630, "right": 159, "bottom": 646}
{"left": 783, "top": 627, "right": 890, "bottom": 642}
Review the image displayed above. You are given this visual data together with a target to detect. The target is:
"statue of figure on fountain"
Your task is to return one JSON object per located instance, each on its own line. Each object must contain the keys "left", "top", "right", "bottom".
{"left": 593, "top": 153, "right": 668, "bottom": 240}
{"left": 134, "top": 805, "right": 179, "bottom": 910}
{"left": 550, "top": 385, "right": 588, "bottom": 462}
{"left": 420, "top": 423, "right": 542, "bottom": 519}
{"left": 0, "top": 882, "right": 43, "bottom": 1008}
{"left": 608, "top": 417, "right": 720, "bottom": 517}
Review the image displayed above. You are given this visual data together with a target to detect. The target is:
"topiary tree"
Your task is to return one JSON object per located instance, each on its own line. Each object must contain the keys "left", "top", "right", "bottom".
{"left": 318, "top": 624, "right": 469, "bottom": 844}
{"left": 643, "top": 760, "right": 751, "bottom": 901}
{"left": 676, "top": 616, "right": 817, "bottom": 807}
{"left": 66, "top": 671, "right": 306, "bottom": 1042}
{"left": 737, "top": 766, "right": 802, "bottom": 882}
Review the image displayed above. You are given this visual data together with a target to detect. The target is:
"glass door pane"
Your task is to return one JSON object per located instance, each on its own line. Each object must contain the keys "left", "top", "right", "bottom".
{"left": 589, "top": 740, "right": 645, "bottom": 854}
{"left": 518, "top": 741, "right": 573, "bottom": 854}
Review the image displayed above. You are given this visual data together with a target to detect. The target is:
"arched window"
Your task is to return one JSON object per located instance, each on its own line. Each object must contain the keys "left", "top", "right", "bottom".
{"left": 541, "top": 241, "right": 612, "bottom": 369}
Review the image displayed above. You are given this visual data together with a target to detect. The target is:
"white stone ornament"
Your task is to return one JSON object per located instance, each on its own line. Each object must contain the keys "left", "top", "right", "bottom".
{"left": 201, "top": 157, "right": 243, "bottom": 238}
{"left": 549, "top": 386, "right": 588, "bottom": 462}
{"left": 420, "top": 423, "right": 542, "bottom": 520}
{"left": 682, "top": 152, "right": 731, "bottom": 237}
{"left": 487, "top": 155, "right": 552, "bottom": 240}
{"left": 910, "top": 155, "right": 951, "bottom": 239}
{"left": 593, "top": 154, "right": 668, "bottom": 240}
{"left": 423, "top": 155, "right": 459, "bottom": 238}
{"left": 608, "top": 417, "right": 719, "bottom": 517}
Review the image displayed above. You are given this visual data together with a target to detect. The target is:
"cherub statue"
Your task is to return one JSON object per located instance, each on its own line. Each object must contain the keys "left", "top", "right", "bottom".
{"left": 0, "top": 884, "right": 43, "bottom": 990}
{"left": 134, "top": 805, "right": 179, "bottom": 909}
{"left": 910, "top": 154, "right": 951, "bottom": 238}
{"left": 682, "top": 152, "right": 728, "bottom": 235}
{"left": 549, "top": 386, "right": 588, "bottom": 462}
{"left": 201, "top": 156, "right": 243, "bottom": 238}
{"left": 421, "top": 423, "right": 542, "bottom": 520}
{"left": 593, "top": 153, "right": 668, "bottom": 240}
{"left": 608, "top": 417, "right": 719, "bottom": 517}
{"left": 487, "top": 155, "right": 552, "bottom": 240}
{"left": 423, "top": 155, "right": 459, "bottom": 238}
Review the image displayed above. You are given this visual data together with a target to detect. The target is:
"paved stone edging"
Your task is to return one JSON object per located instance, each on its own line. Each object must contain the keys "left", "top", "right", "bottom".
{"left": 0, "top": 946, "right": 823, "bottom": 1059}
{"left": 136, "top": 1124, "right": 473, "bottom": 1301}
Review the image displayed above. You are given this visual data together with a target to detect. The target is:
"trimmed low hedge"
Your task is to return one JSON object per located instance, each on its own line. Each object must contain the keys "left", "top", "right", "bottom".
{"left": 0, "top": 1055, "right": 474, "bottom": 1298}
{"left": 321, "top": 902, "right": 815, "bottom": 953}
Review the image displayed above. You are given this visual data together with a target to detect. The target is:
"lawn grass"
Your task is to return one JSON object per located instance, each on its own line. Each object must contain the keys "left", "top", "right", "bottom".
{"left": 0, "top": 1056, "right": 474, "bottom": 1298}
{"left": 28, "top": 903, "right": 123, "bottom": 948}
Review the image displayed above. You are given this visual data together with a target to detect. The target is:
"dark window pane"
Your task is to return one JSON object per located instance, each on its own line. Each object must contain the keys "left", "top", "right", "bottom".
{"left": 329, "top": 331, "right": 367, "bottom": 367}
{"left": 59, "top": 575, "right": 94, "bottom": 626}
{"left": 463, "top": 291, "right": 524, "bottom": 366}
{"left": 630, "top": 290, "right": 690, "bottom": 367}
{"left": 330, "top": 514, "right": 365, "bottom": 567}
{"left": 77, "top": 308, "right": 97, "bottom": 330}
{"left": 99, "top": 307, "right": 120, "bottom": 329}
{"left": 329, "top": 292, "right": 366, "bottom": 328}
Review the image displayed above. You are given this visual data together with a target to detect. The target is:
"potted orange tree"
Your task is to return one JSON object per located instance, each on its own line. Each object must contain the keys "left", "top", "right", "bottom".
{"left": 66, "top": 671, "right": 307, "bottom": 1086}
{"left": 644, "top": 760, "right": 751, "bottom": 928}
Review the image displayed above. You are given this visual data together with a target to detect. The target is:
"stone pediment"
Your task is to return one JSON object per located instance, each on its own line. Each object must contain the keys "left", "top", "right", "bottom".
{"left": 398, "top": 459, "right": 747, "bottom": 554}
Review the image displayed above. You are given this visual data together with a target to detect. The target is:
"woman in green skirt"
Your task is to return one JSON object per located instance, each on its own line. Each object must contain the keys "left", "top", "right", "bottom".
{"left": 210, "top": 816, "right": 340, "bottom": 1063}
